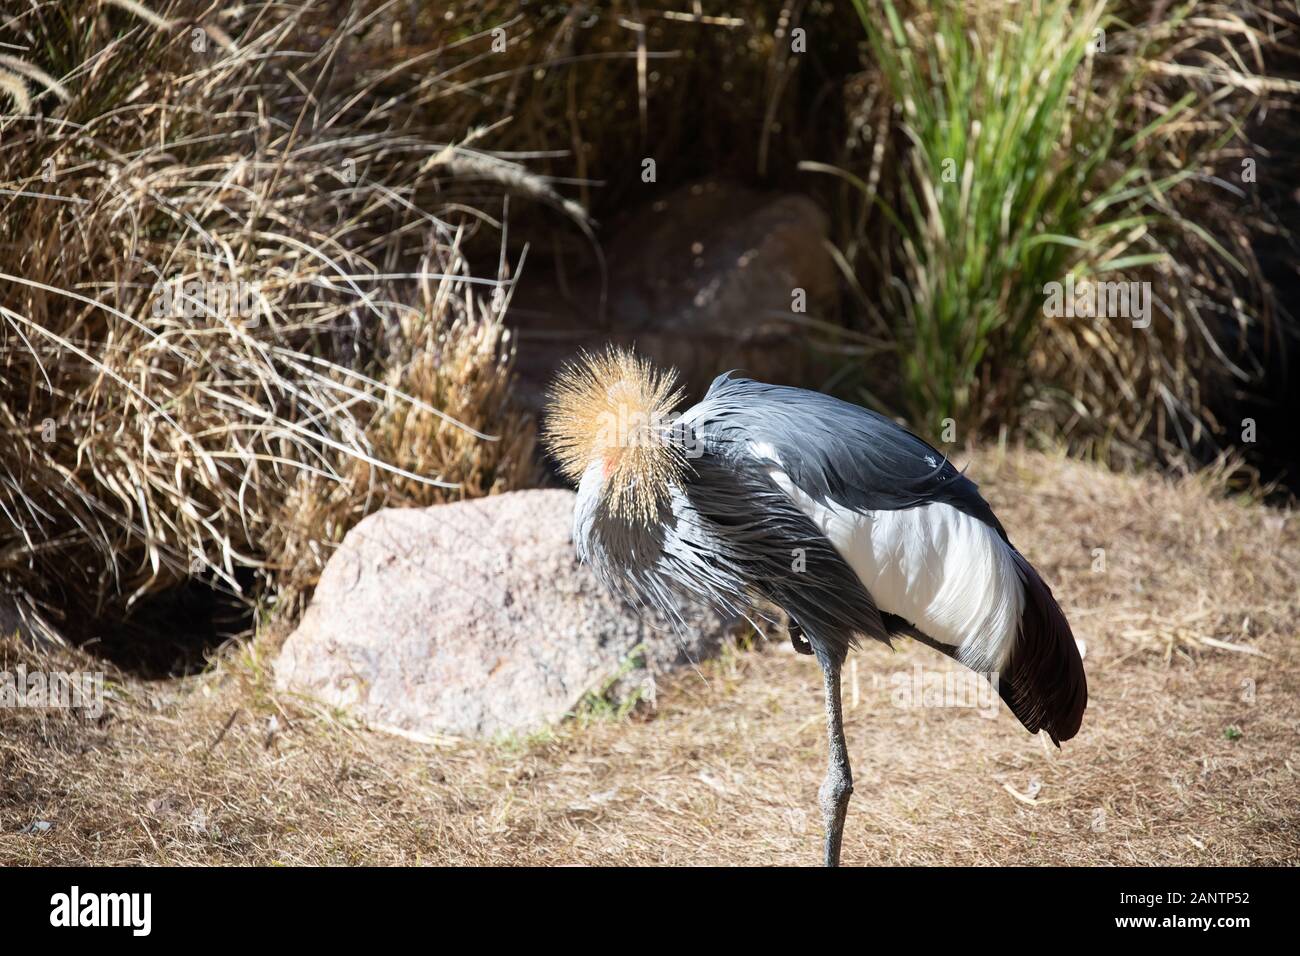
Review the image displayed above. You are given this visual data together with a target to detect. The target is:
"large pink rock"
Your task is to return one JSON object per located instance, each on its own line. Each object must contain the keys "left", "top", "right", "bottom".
{"left": 276, "top": 490, "right": 727, "bottom": 738}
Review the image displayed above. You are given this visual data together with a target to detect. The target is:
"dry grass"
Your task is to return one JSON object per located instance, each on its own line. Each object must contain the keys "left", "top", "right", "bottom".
{"left": 0, "top": 1, "right": 547, "bottom": 637}
{"left": 2, "top": 449, "right": 1295, "bottom": 865}
{"left": 1027, "top": 0, "right": 1300, "bottom": 468}
{"left": 0, "top": 0, "right": 850, "bottom": 644}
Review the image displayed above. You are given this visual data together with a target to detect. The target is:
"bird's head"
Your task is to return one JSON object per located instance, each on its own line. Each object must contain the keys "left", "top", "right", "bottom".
{"left": 543, "top": 347, "right": 688, "bottom": 526}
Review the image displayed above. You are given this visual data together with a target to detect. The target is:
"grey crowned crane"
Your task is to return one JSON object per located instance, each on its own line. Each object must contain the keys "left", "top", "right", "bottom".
{"left": 543, "top": 348, "right": 1087, "bottom": 866}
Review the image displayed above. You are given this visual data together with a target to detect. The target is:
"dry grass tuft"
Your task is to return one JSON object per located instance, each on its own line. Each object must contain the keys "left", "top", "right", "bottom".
{"left": 273, "top": 269, "right": 541, "bottom": 614}
{"left": 2, "top": 450, "right": 1295, "bottom": 865}
{"left": 1027, "top": 0, "right": 1300, "bottom": 469}
{"left": 0, "top": 1, "right": 546, "bottom": 639}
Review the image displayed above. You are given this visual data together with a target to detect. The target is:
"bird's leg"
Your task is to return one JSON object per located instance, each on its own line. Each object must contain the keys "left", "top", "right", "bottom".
{"left": 818, "top": 656, "right": 853, "bottom": 867}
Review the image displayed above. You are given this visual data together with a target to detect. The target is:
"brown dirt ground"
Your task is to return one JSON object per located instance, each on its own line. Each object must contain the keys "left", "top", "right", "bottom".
{"left": 2, "top": 449, "right": 1297, "bottom": 865}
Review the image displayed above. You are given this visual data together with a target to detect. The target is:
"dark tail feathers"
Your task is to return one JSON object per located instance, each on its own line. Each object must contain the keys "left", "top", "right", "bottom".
{"left": 882, "top": 553, "right": 1087, "bottom": 745}
{"left": 1000, "top": 552, "right": 1087, "bottom": 745}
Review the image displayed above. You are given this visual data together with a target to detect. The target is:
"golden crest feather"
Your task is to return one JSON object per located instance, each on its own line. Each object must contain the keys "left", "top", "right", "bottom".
{"left": 542, "top": 348, "right": 687, "bottom": 525}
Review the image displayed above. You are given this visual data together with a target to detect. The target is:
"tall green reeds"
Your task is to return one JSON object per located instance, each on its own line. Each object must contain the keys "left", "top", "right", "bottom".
{"left": 853, "top": 0, "right": 1231, "bottom": 439}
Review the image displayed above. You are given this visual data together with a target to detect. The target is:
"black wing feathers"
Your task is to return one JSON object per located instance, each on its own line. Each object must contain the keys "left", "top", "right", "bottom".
{"left": 692, "top": 373, "right": 1086, "bottom": 742}
{"left": 702, "top": 374, "right": 1006, "bottom": 535}
{"left": 683, "top": 453, "right": 892, "bottom": 667}
{"left": 1001, "top": 552, "right": 1088, "bottom": 744}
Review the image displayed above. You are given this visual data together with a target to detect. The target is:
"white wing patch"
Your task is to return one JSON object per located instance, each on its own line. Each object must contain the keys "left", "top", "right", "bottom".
{"left": 750, "top": 443, "right": 1023, "bottom": 670}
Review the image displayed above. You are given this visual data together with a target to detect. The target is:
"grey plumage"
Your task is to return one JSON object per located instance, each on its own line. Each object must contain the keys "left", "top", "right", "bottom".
{"left": 550, "top": 353, "right": 1087, "bottom": 866}
{"left": 576, "top": 449, "right": 889, "bottom": 669}
{"left": 577, "top": 371, "right": 991, "bottom": 665}
{"left": 693, "top": 373, "right": 1005, "bottom": 532}
{"left": 687, "top": 372, "right": 1084, "bottom": 744}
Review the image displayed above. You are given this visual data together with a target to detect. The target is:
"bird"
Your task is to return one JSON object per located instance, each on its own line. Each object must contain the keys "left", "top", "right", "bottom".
{"left": 543, "top": 347, "right": 1087, "bottom": 866}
